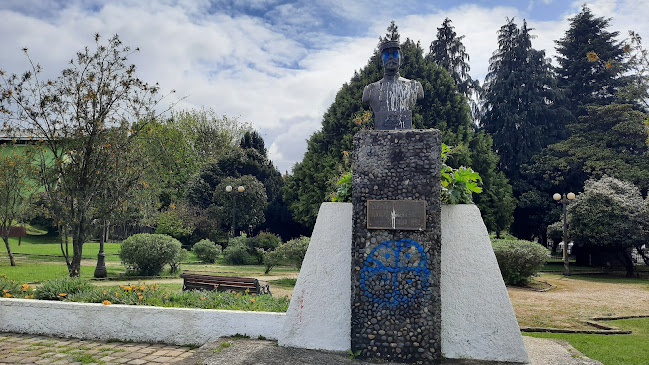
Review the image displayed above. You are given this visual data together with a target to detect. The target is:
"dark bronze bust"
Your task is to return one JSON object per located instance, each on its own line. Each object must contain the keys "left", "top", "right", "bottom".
{"left": 362, "top": 40, "right": 424, "bottom": 130}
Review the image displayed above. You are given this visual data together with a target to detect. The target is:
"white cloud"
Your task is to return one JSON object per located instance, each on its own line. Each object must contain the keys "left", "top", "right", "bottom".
{"left": 1, "top": 0, "right": 648, "bottom": 174}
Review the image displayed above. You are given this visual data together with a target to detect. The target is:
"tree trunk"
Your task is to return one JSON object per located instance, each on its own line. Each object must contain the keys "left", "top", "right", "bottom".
{"left": 2, "top": 236, "right": 16, "bottom": 266}
{"left": 551, "top": 241, "right": 559, "bottom": 255}
{"left": 619, "top": 250, "right": 634, "bottom": 278}
{"left": 69, "top": 223, "right": 85, "bottom": 277}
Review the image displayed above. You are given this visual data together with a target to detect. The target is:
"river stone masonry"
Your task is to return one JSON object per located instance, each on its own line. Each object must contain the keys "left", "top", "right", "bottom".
{"left": 351, "top": 129, "right": 441, "bottom": 363}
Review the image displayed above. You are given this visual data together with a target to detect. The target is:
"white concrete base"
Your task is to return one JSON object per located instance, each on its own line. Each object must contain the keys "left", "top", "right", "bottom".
{"left": 278, "top": 202, "right": 352, "bottom": 351}
{"left": 0, "top": 299, "right": 284, "bottom": 346}
{"left": 441, "top": 204, "right": 529, "bottom": 363}
{"left": 279, "top": 203, "right": 529, "bottom": 363}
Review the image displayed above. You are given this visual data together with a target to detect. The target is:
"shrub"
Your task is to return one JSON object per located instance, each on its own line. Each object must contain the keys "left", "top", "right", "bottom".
{"left": 192, "top": 239, "right": 222, "bottom": 263}
{"left": 492, "top": 239, "right": 549, "bottom": 286}
{"left": 155, "top": 208, "right": 194, "bottom": 244}
{"left": 119, "top": 234, "right": 184, "bottom": 276}
{"left": 283, "top": 236, "right": 310, "bottom": 269}
{"left": 34, "top": 277, "right": 94, "bottom": 301}
{"left": 263, "top": 236, "right": 310, "bottom": 273}
{"left": 262, "top": 248, "right": 283, "bottom": 274}
{"left": 247, "top": 232, "right": 281, "bottom": 264}
{"left": 223, "top": 235, "right": 256, "bottom": 265}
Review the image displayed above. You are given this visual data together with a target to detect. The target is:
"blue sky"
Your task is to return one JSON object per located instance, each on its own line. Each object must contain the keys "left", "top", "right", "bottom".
{"left": 1, "top": 0, "right": 647, "bottom": 173}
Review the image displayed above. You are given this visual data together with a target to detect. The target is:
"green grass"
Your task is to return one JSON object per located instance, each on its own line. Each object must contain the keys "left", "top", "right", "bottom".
{"left": 270, "top": 278, "right": 297, "bottom": 288}
{"left": 525, "top": 318, "right": 649, "bottom": 365}
{"left": 0, "top": 262, "right": 125, "bottom": 283}
{"left": 74, "top": 354, "right": 101, "bottom": 364}
{"left": 4, "top": 235, "right": 122, "bottom": 261}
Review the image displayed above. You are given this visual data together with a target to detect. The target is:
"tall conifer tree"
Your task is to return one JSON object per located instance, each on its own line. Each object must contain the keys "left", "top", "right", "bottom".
{"left": 555, "top": 6, "right": 628, "bottom": 116}
{"left": 481, "top": 19, "right": 572, "bottom": 183}
{"left": 428, "top": 18, "right": 478, "bottom": 98}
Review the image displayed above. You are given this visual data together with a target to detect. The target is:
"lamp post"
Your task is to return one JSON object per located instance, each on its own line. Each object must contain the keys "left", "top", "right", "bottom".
{"left": 226, "top": 185, "right": 245, "bottom": 237}
{"left": 553, "top": 192, "right": 575, "bottom": 276}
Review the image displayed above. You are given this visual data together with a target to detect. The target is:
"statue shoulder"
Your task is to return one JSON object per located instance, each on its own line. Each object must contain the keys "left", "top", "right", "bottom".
{"left": 363, "top": 82, "right": 379, "bottom": 105}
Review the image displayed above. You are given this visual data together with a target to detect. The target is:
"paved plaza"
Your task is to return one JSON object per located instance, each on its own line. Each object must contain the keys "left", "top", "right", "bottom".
{"left": 0, "top": 332, "right": 196, "bottom": 364}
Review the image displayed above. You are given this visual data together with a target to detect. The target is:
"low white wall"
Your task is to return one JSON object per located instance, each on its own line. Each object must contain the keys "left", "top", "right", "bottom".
{"left": 278, "top": 202, "right": 352, "bottom": 351}
{"left": 441, "top": 204, "right": 529, "bottom": 363}
{"left": 0, "top": 298, "right": 284, "bottom": 346}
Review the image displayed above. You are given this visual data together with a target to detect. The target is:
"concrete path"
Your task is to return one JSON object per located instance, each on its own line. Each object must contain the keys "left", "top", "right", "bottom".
{"left": 0, "top": 332, "right": 603, "bottom": 365}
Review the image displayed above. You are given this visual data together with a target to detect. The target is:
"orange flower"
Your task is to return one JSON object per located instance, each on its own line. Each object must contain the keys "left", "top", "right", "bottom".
{"left": 250, "top": 298, "right": 255, "bottom": 303}
{"left": 606, "top": 62, "right": 612, "bottom": 69}
{"left": 5, "top": 293, "right": 12, "bottom": 298}
{"left": 236, "top": 293, "right": 240, "bottom": 297}
{"left": 102, "top": 300, "right": 111, "bottom": 305}
{"left": 201, "top": 296, "right": 206, "bottom": 301}
{"left": 103, "top": 290, "right": 107, "bottom": 295}
{"left": 59, "top": 293, "right": 67, "bottom": 297}
{"left": 138, "top": 295, "right": 143, "bottom": 300}
{"left": 115, "top": 292, "right": 120, "bottom": 297}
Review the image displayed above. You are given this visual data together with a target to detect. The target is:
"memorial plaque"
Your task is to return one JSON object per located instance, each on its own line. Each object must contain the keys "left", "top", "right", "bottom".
{"left": 366, "top": 200, "right": 426, "bottom": 230}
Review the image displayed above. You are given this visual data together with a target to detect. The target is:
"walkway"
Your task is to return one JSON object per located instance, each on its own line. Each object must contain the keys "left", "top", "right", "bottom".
{"left": 0, "top": 332, "right": 196, "bottom": 364}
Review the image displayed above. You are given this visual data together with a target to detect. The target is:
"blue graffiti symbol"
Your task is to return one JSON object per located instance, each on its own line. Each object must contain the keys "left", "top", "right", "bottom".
{"left": 360, "top": 239, "right": 430, "bottom": 308}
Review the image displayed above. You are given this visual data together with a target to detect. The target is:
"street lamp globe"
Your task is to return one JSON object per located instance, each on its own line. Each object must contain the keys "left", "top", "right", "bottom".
{"left": 237, "top": 186, "right": 245, "bottom": 193}
{"left": 567, "top": 192, "right": 576, "bottom": 200}
{"left": 553, "top": 193, "right": 561, "bottom": 201}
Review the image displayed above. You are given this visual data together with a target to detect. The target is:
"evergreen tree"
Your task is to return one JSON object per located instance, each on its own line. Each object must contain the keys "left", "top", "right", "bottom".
{"left": 186, "top": 131, "right": 304, "bottom": 240}
{"left": 428, "top": 18, "right": 479, "bottom": 98}
{"left": 516, "top": 103, "right": 649, "bottom": 239}
{"left": 555, "top": 5, "right": 628, "bottom": 116}
{"left": 481, "top": 18, "right": 573, "bottom": 183}
{"left": 285, "top": 22, "right": 515, "bottom": 233}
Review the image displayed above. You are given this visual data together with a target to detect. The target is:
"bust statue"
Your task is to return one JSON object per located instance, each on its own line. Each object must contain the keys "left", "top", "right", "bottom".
{"left": 362, "top": 40, "right": 424, "bottom": 130}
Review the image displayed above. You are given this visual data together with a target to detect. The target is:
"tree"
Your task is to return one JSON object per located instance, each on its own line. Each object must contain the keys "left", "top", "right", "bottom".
{"left": 428, "top": 18, "right": 479, "bottom": 106}
{"left": 618, "top": 31, "right": 649, "bottom": 112}
{"left": 185, "top": 130, "right": 302, "bottom": 240}
{"left": 468, "top": 132, "right": 516, "bottom": 237}
{"left": 143, "top": 110, "right": 249, "bottom": 207}
{"left": 214, "top": 175, "right": 267, "bottom": 234}
{"left": 520, "top": 103, "right": 649, "bottom": 240}
{"left": 286, "top": 22, "right": 512, "bottom": 231}
{"left": 481, "top": 18, "right": 573, "bottom": 182}
{"left": 555, "top": 5, "right": 629, "bottom": 116}
{"left": 0, "top": 145, "right": 36, "bottom": 266}
{"left": 0, "top": 34, "right": 166, "bottom": 276}
{"left": 568, "top": 176, "right": 649, "bottom": 277}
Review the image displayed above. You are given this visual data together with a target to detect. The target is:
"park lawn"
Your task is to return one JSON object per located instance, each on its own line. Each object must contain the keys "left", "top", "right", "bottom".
{"left": 4, "top": 236, "right": 122, "bottom": 261}
{"left": 525, "top": 317, "right": 649, "bottom": 365}
{"left": 0, "top": 262, "right": 127, "bottom": 283}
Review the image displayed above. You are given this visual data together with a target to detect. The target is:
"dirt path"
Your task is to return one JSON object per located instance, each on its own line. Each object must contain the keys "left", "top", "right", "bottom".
{"left": 509, "top": 273, "right": 649, "bottom": 329}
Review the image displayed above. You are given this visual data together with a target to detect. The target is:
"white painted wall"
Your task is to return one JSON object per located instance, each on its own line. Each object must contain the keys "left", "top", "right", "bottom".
{"left": 440, "top": 204, "right": 529, "bottom": 363}
{"left": 278, "top": 202, "right": 352, "bottom": 351}
{"left": 0, "top": 298, "right": 284, "bottom": 346}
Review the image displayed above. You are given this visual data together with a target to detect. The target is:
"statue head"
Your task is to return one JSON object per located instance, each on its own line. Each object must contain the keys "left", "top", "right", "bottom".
{"left": 379, "top": 40, "right": 401, "bottom": 75}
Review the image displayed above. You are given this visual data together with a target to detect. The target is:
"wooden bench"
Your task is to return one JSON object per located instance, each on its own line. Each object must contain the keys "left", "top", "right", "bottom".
{"left": 180, "top": 272, "right": 271, "bottom": 295}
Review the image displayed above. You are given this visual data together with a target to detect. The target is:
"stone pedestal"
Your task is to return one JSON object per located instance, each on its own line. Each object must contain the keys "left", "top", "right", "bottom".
{"left": 351, "top": 130, "right": 442, "bottom": 362}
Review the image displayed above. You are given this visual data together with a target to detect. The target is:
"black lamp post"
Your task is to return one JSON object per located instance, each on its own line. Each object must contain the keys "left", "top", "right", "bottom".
{"left": 226, "top": 185, "right": 245, "bottom": 237}
{"left": 553, "top": 192, "right": 575, "bottom": 276}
